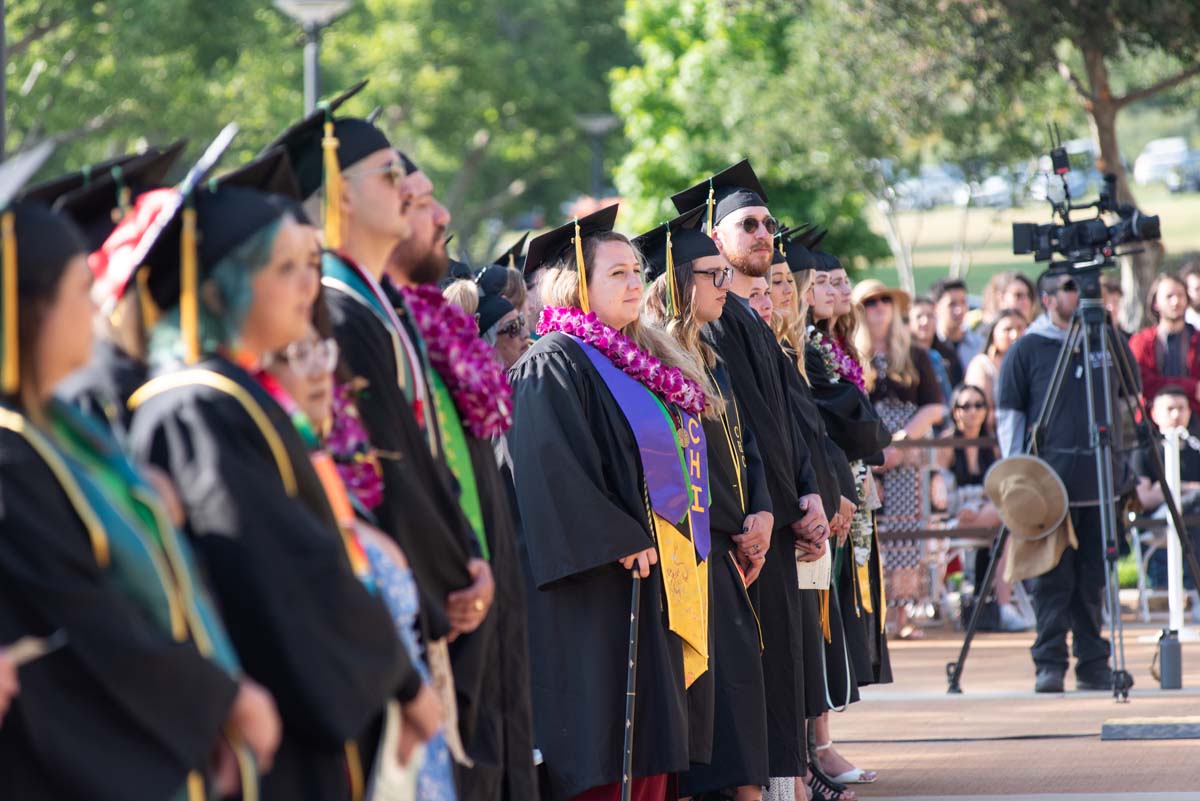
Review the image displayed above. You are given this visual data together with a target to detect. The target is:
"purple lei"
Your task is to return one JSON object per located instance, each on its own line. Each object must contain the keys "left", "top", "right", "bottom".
{"left": 400, "top": 284, "right": 513, "bottom": 438}
{"left": 538, "top": 305, "right": 707, "bottom": 415}
{"left": 810, "top": 327, "right": 866, "bottom": 392}
{"left": 327, "top": 382, "right": 385, "bottom": 511}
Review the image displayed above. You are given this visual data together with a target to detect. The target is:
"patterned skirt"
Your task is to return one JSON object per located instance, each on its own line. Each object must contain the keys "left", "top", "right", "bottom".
{"left": 874, "top": 398, "right": 933, "bottom": 610}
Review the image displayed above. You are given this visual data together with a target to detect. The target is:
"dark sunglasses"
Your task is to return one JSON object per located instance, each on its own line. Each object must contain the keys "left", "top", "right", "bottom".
{"left": 737, "top": 215, "right": 780, "bottom": 235}
{"left": 1057, "top": 279, "right": 1079, "bottom": 294}
{"left": 693, "top": 266, "right": 733, "bottom": 288}
{"left": 862, "top": 295, "right": 894, "bottom": 308}
{"left": 496, "top": 314, "right": 527, "bottom": 339}
{"left": 955, "top": 402, "right": 987, "bottom": 411}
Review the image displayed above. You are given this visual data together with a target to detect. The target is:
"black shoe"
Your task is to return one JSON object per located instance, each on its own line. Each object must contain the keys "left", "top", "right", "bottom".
{"left": 1076, "top": 668, "right": 1119, "bottom": 691}
{"left": 1035, "top": 668, "right": 1065, "bottom": 693}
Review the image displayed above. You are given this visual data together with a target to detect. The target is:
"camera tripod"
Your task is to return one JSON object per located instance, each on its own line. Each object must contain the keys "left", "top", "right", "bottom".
{"left": 946, "top": 266, "right": 1200, "bottom": 700}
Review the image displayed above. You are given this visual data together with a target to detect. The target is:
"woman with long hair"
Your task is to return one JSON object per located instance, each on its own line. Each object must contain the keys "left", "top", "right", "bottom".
{"left": 639, "top": 209, "right": 771, "bottom": 801}
{"left": 0, "top": 153, "right": 281, "bottom": 800}
{"left": 126, "top": 170, "right": 420, "bottom": 801}
{"left": 507, "top": 206, "right": 707, "bottom": 801}
{"left": 852, "top": 280, "right": 944, "bottom": 640}
{"left": 963, "top": 308, "right": 1027, "bottom": 415}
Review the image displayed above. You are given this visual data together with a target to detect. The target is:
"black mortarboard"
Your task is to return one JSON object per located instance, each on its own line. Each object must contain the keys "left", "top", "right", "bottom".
{"left": 670, "top": 159, "right": 770, "bottom": 230}
{"left": 50, "top": 143, "right": 187, "bottom": 252}
{"left": 632, "top": 205, "right": 719, "bottom": 282}
{"left": 476, "top": 264, "right": 515, "bottom": 334}
{"left": 778, "top": 225, "right": 817, "bottom": 272}
{"left": 814, "top": 251, "right": 842, "bottom": 272}
{"left": 0, "top": 140, "right": 58, "bottom": 393}
{"left": 522, "top": 204, "right": 619, "bottom": 313}
{"left": 492, "top": 232, "right": 529, "bottom": 270}
{"left": 797, "top": 226, "right": 827, "bottom": 252}
{"left": 215, "top": 146, "right": 303, "bottom": 199}
{"left": 18, "top": 141, "right": 185, "bottom": 206}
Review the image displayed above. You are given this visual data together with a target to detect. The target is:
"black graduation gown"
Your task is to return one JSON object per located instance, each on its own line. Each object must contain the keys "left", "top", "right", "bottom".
{"left": 703, "top": 294, "right": 812, "bottom": 777}
{"left": 804, "top": 342, "right": 894, "bottom": 686}
{"left": 0, "top": 423, "right": 238, "bottom": 801}
{"left": 453, "top": 436, "right": 539, "bottom": 801}
{"left": 679, "top": 362, "right": 771, "bottom": 796}
{"left": 128, "top": 356, "right": 414, "bottom": 801}
{"left": 55, "top": 338, "right": 147, "bottom": 438}
{"left": 508, "top": 332, "right": 689, "bottom": 801}
{"left": 778, "top": 346, "right": 860, "bottom": 717}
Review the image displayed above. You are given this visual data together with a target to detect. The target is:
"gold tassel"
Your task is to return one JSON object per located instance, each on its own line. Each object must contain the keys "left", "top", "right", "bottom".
{"left": 705, "top": 181, "right": 715, "bottom": 233}
{"left": 136, "top": 268, "right": 160, "bottom": 333}
{"left": 508, "top": 252, "right": 516, "bottom": 269}
{"left": 820, "top": 588, "right": 832, "bottom": 643}
{"left": 665, "top": 226, "right": 678, "bottom": 318}
{"left": 2, "top": 211, "right": 17, "bottom": 395}
{"left": 180, "top": 205, "right": 200, "bottom": 365}
{"left": 322, "top": 121, "right": 343, "bottom": 251}
{"left": 574, "top": 218, "right": 590, "bottom": 314}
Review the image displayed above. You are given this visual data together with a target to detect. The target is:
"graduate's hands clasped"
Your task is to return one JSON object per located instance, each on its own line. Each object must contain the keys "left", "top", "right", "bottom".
{"left": 447, "top": 558, "right": 495, "bottom": 635}
{"left": 619, "top": 547, "right": 659, "bottom": 578}
{"left": 792, "top": 494, "right": 830, "bottom": 563}
{"left": 229, "top": 678, "right": 282, "bottom": 772}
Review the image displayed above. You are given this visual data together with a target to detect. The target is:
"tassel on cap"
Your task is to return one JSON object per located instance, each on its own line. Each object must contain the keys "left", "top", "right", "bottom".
{"left": 573, "top": 217, "right": 590, "bottom": 314}
{"left": 664, "top": 224, "right": 679, "bottom": 318}
{"left": 322, "top": 117, "right": 344, "bottom": 251}
{"left": 1, "top": 211, "right": 17, "bottom": 394}
{"left": 180, "top": 204, "right": 200, "bottom": 364}
{"left": 705, "top": 178, "right": 715, "bottom": 233}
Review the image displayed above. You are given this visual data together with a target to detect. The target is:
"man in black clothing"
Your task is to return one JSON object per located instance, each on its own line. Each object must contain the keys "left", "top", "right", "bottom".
{"left": 996, "top": 271, "right": 1137, "bottom": 693}
{"left": 929, "top": 277, "right": 982, "bottom": 387}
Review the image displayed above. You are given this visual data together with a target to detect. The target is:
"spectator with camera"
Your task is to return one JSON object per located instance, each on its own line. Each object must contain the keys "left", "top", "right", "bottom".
{"left": 996, "top": 270, "right": 1138, "bottom": 693}
{"left": 1129, "top": 273, "right": 1200, "bottom": 417}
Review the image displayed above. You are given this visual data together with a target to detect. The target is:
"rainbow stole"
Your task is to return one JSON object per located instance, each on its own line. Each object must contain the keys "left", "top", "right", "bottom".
{"left": 571, "top": 336, "right": 710, "bottom": 687}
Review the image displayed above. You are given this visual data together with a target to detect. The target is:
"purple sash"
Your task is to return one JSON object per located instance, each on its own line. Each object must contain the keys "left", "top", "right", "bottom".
{"left": 571, "top": 336, "right": 710, "bottom": 560}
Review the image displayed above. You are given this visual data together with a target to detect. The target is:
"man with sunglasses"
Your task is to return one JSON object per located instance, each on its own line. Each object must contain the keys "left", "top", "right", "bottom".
{"left": 996, "top": 270, "right": 1137, "bottom": 694}
{"left": 672, "top": 161, "right": 831, "bottom": 790}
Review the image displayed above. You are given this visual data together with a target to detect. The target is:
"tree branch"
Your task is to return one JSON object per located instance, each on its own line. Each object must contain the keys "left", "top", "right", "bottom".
{"left": 9, "top": 15, "right": 69, "bottom": 60}
{"left": 1116, "top": 63, "right": 1200, "bottom": 109}
{"left": 1056, "top": 59, "right": 1093, "bottom": 106}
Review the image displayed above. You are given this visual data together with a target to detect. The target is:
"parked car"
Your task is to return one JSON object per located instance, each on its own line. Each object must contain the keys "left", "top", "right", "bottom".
{"left": 1028, "top": 139, "right": 1103, "bottom": 205}
{"left": 1133, "top": 137, "right": 1192, "bottom": 186}
{"left": 1166, "top": 151, "right": 1200, "bottom": 193}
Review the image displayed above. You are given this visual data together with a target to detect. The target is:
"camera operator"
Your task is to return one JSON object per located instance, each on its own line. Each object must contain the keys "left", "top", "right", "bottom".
{"left": 995, "top": 270, "right": 1138, "bottom": 693}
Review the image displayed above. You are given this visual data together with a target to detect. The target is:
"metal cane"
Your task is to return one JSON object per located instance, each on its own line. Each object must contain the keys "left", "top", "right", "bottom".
{"left": 620, "top": 570, "right": 642, "bottom": 801}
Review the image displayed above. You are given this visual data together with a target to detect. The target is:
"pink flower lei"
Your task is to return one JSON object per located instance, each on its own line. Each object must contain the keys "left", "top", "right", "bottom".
{"left": 538, "top": 305, "right": 707, "bottom": 415}
{"left": 809, "top": 326, "right": 866, "bottom": 392}
{"left": 399, "top": 284, "right": 513, "bottom": 438}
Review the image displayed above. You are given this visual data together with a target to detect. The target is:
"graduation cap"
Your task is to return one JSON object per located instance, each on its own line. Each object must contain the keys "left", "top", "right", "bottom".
{"left": 631, "top": 205, "right": 720, "bottom": 318}
{"left": 0, "top": 140, "right": 58, "bottom": 394}
{"left": 670, "top": 159, "right": 770, "bottom": 232}
{"left": 475, "top": 264, "right": 515, "bottom": 335}
{"left": 214, "top": 146, "right": 303, "bottom": 200}
{"left": 50, "top": 142, "right": 187, "bottom": 252}
{"left": 778, "top": 225, "right": 818, "bottom": 273}
{"left": 17, "top": 142, "right": 182, "bottom": 207}
{"left": 260, "top": 79, "right": 390, "bottom": 250}
{"left": 492, "top": 232, "right": 529, "bottom": 270}
{"left": 522, "top": 203, "right": 619, "bottom": 314}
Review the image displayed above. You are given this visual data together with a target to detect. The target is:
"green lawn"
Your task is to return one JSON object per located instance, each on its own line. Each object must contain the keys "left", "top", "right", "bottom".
{"left": 860, "top": 184, "right": 1200, "bottom": 295}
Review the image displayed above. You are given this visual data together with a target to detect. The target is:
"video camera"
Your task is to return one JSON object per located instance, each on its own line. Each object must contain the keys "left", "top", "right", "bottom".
{"left": 1012, "top": 137, "right": 1160, "bottom": 267}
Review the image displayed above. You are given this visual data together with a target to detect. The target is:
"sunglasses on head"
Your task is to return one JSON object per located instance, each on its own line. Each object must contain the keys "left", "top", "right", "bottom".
{"left": 862, "top": 295, "right": 894, "bottom": 308}
{"left": 496, "top": 314, "right": 527, "bottom": 339}
{"left": 955, "top": 401, "right": 987, "bottom": 411}
{"left": 737, "top": 215, "right": 780, "bottom": 235}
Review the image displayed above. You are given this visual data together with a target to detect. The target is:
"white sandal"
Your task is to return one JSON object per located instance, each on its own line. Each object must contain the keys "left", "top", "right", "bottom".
{"left": 814, "top": 742, "right": 878, "bottom": 785}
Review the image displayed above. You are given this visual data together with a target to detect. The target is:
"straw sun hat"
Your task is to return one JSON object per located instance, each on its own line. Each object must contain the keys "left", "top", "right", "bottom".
{"left": 851, "top": 279, "right": 911, "bottom": 316}
{"left": 983, "top": 455, "right": 1076, "bottom": 583}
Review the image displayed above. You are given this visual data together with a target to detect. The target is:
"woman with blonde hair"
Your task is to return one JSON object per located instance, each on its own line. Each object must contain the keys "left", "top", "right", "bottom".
{"left": 852, "top": 280, "right": 944, "bottom": 640}
{"left": 507, "top": 205, "right": 705, "bottom": 801}
{"left": 639, "top": 208, "right": 772, "bottom": 801}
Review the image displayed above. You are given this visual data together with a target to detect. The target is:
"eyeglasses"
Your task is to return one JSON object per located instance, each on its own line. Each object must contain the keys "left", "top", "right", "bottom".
{"left": 737, "top": 215, "right": 780, "bottom": 235}
{"left": 343, "top": 160, "right": 406, "bottom": 187}
{"left": 270, "top": 337, "right": 339, "bottom": 378}
{"left": 955, "top": 402, "right": 987, "bottom": 411}
{"left": 1057, "top": 279, "right": 1079, "bottom": 294}
{"left": 862, "top": 295, "right": 894, "bottom": 308}
{"left": 496, "top": 314, "right": 527, "bottom": 339}
{"left": 693, "top": 266, "right": 733, "bottom": 288}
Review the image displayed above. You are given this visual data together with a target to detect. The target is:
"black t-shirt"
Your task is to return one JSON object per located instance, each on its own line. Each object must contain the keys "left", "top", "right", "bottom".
{"left": 1132, "top": 422, "right": 1200, "bottom": 486}
{"left": 869, "top": 345, "right": 945, "bottom": 407}
{"left": 996, "top": 326, "right": 1137, "bottom": 503}
{"left": 931, "top": 335, "right": 965, "bottom": 387}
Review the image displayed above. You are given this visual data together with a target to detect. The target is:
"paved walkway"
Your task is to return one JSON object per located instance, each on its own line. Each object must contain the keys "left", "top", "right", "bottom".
{"left": 828, "top": 624, "right": 1200, "bottom": 799}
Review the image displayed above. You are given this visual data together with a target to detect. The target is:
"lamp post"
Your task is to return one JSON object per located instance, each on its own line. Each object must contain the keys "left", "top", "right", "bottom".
{"left": 575, "top": 113, "right": 620, "bottom": 198}
{"left": 274, "top": 0, "right": 354, "bottom": 115}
